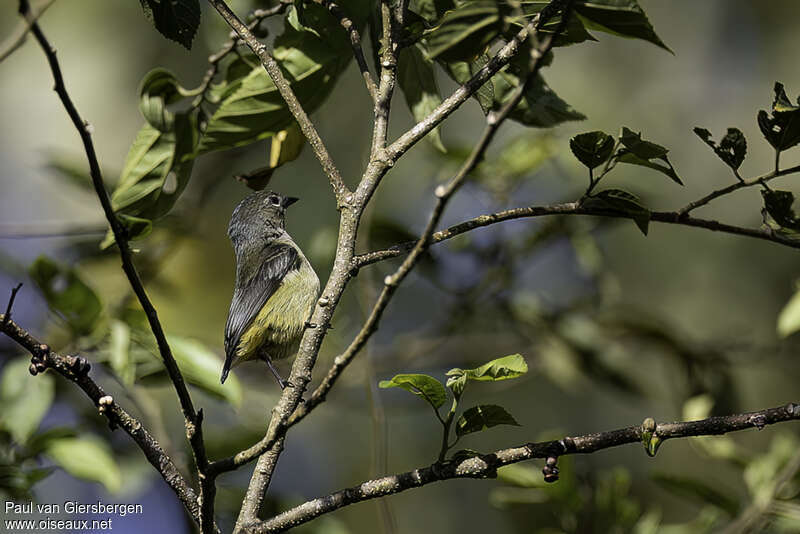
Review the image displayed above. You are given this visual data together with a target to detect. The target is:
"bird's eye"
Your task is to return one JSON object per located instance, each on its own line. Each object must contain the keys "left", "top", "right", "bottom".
{"left": 268, "top": 195, "right": 280, "bottom": 206}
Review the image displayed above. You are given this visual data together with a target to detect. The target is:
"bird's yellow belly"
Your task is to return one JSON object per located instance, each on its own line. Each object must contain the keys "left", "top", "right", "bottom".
{"left": 235, "top": 262, "right": 318, "bottom": 364}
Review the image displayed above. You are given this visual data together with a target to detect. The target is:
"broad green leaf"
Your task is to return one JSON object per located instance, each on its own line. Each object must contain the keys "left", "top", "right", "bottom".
{"left": 168, "top": 336, "right": 242, "bottom": 407}
{"left": 138, "top": 0, "right": 200, "bottom": 50}
{"left": 29, "top": 256, "right": 102, "bottom": 335}
{"left": 111, "top": 112, "right": 197, "bottom": 220}
{"left": 410, "top": 0, "right": 455, "bottom": 24}
{"left": 199, "top": 4, "right": 353, "bottom": 152}
{"left": 762, "top": 189, "right": 800, "bottom": 231}
{"left": 693, "top": 127, "right": 747, "bottom": 171}
{"left": 651, "top": 473, "right": 740, "bottom": 517}
{"left": 424, "top": 1, "right": 505, "bottom": 62}
{"left": 758, "top": 83, "right": 800, "bottom": 152}
{"left": 496, "top": 463, "right": 543, "bottom": 488}
{"left": 455, "top": 404, "right": 520, "bottom": 437}
{"left": 570, "top": 130, "right": 615, "bottom": 169}
{"left": 493, "top": 72, "right": 586, "bottom": 128}
{"left": 379, "top": 373, "right": 447, "bottom": 409}
{"left": 778, "top": 287, "right": 800, "bottom": 338}
{"left": 447, "top": 354, "right": 528, "bottom": 397}
{"left": 477, "top": 134, "right": 558, "bottom": 192}
{"left": 617, "top": 126, "right": 682, "bottom": 185}
{"left": 236, "top": 122, "right": 307, "bottom": 191}
{"left": 45, "top": 436, "right": 122, "bottom": 493}
{"left": 139, "top": 68, "right": 196, "bottom": 132}
{"left": 581, "top": 188, "right": 650, "bottom": 235}
{"left": 207, "top": 53, "right": 259, "bottom": 104}
{"left": 24, "top": 427, "right": 77, "bottom": 457}
{"left": 109, "top": 319, "right": 135, "bottom": 386}
{"left": 574, "top": 0, "right": 671, "bottom": 52}
{"left": 443, "top": 54, "right": 494, "bottom": 114}
{"left": 398, "top": 44, "right": 446, "bottom": 152}
{"left": 0, "top": 357, "right": 54, "bottom": 444}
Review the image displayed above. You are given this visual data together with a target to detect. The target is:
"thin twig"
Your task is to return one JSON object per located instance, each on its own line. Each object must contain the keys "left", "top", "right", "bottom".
{"left": 16, "top": 1, "right": 212, "bottom": 530}
{"left": 678, "top": 163, "right": 800, "bottom": 215}
{"left": 250, "top": 402, "right": 800, "bottom": 533}
{"left": 317, "top": 0, "right": 377, "bottom": 102}
{"left": 0, "top": 314, "right": 202, "bottom": 525}
{"left": 0, "top": 0, "right": 56, "bottom": 64}
{"left": 206, "top": 0, "right": 351, "bottom": 208}
{"left": 2, "top": 283, "right": 23, "bottom": 325}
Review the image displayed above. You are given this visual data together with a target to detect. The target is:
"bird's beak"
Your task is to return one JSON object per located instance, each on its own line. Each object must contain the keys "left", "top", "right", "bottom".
{"left": 282, "top": 196, "right": 299, "bottom": 208}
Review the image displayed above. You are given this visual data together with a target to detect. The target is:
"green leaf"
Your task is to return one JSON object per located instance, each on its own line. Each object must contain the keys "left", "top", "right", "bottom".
{"left": 581, "top": 188, "right": 651, "bottom": 235}
{"left": 379, "top": 373, "right": 447, "bottom": 409}
{"left": 570, "top": 130, "right": 615, "bottom": 169}
{"left": 236, "top": 122, "right": 307, "bottom": 191}
{"left": 446, "top": 354, "right": 528, "bottom": 397}
{"left": 398, "top": 44, "right": 446, "bottom": 152}
{"left": 455, "top": 404, "right": 520, "bottom": 437}
{"left": 762, "top": 189, "right": 800, "bottom": 230}
{"left": 138, "top": 0, "right": 200, "bottom": 50}
{"left": 693, "top": 127, "right": 747, "bottom": 171}
{"left": 0, "top": 358, "right": 54, "bottom": 445}
{"left": 574, "top": 0, "right": 671, "bottom": 52}
{"left": 424, "top": 1, "right": 505, "bottom": 62}
{"left": 45, "top": 436, "right": 122, "bottom": 493}
{"left": 111, "top": 112, "right": 198, "bottom": 221}
{"left": 493, "top": 72, "right": 586, "bottom": 128}
{"left": 409, "top": 0, "right": 455, "bottom": 24}
{"left": 778, "top": 287, "right": 800, "bottom": 338}
{"left": 443, "top": 54, "right": 494, "bottom": 114}
{"left": 652, "top": 473, "right": 739, "bottom": 517}
{"left": 168, "top": 336, "right": 242, "bottom": 407}
{"left": 29, "top": 256, "right": 102, "bottom": 335}
{"left": 758, "top": 82, "right": 800, "bottom": 151}
{"left": 109, "top": 320, "right": 135, "bottom": 386}
{"left": 617, "top": 126, "right": 682, "bottom": 185}
{"left": 518, "top": 2, "right": 598, "bottom": 46}
{"left": 139, "top": 68, "right": 195, "bottom": 132}
{"left": 199, "top": 4, "right": 354, "bottom": 153}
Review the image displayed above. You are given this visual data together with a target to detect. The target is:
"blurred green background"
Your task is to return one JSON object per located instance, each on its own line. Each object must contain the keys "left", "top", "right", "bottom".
{"left": 1, "top": 1, "right": 799, "bottom": 533}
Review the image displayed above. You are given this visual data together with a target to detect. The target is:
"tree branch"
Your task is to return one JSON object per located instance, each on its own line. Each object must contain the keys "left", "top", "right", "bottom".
{"left": 0, "top": 0, "right": 56, "bottom": 64}
{"left": 248, "top": 402, "right": 800, "bottom": 533}
{"left": 289, "top": 3, "right": 571, "bottom": 427}
{"left": 351, "top": 202, "right": 800, "bottom": 270}
{"left": 0, "top": 313, "right": 202, "bottom": 526}
{"left": 206, "top": 0, "right": 351, "bottom": 208}
{"left": 16, "top": 1, "right": 212, "bottom": 529}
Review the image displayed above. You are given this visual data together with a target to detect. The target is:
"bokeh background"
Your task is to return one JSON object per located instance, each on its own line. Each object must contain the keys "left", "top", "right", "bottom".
{"left": 1, "top": 1, "right": 800, "bottom": 532}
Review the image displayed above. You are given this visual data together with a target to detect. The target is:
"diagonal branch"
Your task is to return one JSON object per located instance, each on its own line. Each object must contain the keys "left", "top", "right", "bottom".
{"left": 0, "top": 0, "right": 56, "bottom": 64}
{"left": 206, "top": 0, "right": 351, "bottom": 208}
{"left": 16, "top": 1, "right": 212, "bottom": 529}
{"left": 0, "top": 313, "right": 202, "bottom": 525}
{"left": 249, "top": 401, "right": 800, "bottom": 533}
{"left": 382, "top": 4, "right": 557, "bottom": 164}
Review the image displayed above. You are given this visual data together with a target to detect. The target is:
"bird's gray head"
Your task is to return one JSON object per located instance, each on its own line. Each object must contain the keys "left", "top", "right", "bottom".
{"left": 228, "top": 190, "right": 299, "bottom": 242}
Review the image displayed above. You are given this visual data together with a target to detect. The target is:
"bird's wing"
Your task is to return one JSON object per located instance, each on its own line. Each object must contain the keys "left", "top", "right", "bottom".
{"left": 222, "top": 243, "right": 299, "bottom": 382}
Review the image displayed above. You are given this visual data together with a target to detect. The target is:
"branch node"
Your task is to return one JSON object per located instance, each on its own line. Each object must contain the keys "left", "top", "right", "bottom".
{"left": 748, "top": 413, "right": 767, "bottom": 430}
{"left": 434, "top": 185, "right": 447, "bottom": 198}
{"left": 318, "top": 296, "right": 330, "bottom": 307}
{"left": 786, "top": 403, "right": 797, "bottom": 416}
{"left": 542, "top": 456, "right": 559, "bottom": 483}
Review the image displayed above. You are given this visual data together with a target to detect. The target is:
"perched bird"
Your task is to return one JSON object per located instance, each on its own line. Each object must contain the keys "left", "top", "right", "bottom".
{"left": 221, "top": 190, "right": 320, "bottom": 388}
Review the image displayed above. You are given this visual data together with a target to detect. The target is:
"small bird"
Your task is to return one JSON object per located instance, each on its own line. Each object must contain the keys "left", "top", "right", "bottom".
{"left": 221, "top": 190, "right": 320, "bottom": 388}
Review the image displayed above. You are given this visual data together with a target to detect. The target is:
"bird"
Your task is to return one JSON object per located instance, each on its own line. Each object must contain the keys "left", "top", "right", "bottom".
{"left": 221, "top": 190, "right": 320, "bottom": 389}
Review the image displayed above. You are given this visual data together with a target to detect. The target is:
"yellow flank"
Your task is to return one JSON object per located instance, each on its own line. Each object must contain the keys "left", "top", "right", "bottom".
{"left": 233, "top": 258, "right": 318, "bottom": 367}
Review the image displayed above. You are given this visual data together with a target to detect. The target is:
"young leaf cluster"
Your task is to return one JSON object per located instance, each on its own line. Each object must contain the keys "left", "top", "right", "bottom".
{"left": 380, "top": 354, "right": 528, "bottom": 462}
